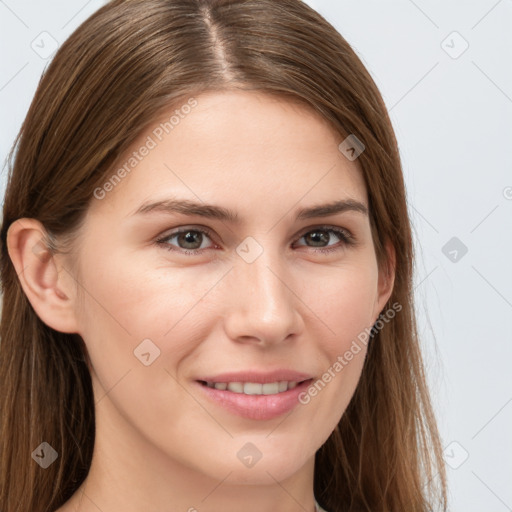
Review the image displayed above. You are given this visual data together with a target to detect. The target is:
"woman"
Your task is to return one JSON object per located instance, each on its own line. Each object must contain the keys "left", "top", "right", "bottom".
{"left": 0, "top": 0, "right": 447, "bottom": 511}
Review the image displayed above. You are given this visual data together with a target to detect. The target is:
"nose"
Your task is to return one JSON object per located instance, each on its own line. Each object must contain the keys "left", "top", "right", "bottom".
{"left": 222, "top": 245, "right": 304, "bottom": 346}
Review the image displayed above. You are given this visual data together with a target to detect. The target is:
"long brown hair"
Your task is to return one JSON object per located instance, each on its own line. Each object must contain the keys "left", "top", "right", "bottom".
{"left": 0, "top": 1, "right": 447, "bottom": 510}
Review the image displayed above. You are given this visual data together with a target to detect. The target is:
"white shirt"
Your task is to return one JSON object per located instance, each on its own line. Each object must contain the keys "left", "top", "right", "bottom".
{"left": 315, "top": 499, "right": 329, "bottom": 512}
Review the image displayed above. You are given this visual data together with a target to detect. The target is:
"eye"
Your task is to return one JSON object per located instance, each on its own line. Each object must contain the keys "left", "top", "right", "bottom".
{"left": 156, "top": 227, "right": 216, "bottom": 255}
{"left": 293, "top": 226, "right": 354, "bottom": 253}
{"left": 155, "top": 225, "right": 355, "bottom": 257}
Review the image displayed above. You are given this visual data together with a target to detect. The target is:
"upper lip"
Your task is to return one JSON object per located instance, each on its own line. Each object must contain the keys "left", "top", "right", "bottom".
{"left": 196, "top": 370, "right": 313, "bottom": 384}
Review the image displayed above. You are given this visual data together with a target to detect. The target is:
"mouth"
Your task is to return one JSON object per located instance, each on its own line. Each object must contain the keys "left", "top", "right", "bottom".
{"left": 195, "top": 377, "right": 314, "bottom": 421}
{"left": 197, "top": 379, "right": 308, "bottom": 395}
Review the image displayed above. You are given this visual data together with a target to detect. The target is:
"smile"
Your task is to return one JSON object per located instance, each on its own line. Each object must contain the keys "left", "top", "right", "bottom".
{"left": 195, "top": 378, "right": 314, "bottom": 420}
{"left": 200, "top": 380, "right": 302, "bottom": 395}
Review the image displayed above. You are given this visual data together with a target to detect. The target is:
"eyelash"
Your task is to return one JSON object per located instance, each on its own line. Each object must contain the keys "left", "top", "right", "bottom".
{"left": 155, "top": 225, "right": 355, "bottom": 257}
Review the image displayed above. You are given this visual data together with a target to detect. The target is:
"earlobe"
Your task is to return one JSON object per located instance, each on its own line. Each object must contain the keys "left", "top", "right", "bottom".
{"left": 6, "top": 218, "right": 80, "bottom": 334}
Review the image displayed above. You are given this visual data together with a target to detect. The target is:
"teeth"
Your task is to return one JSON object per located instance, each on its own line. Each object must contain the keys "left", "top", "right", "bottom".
{"left": 262, "top": 382, "right": 279, "bottom": 394}
{"left": 278, "top": 381, "right": 288, "bottom": 392}
{"left": 244, "top": 382, "right": 263, "bottom": 395}
{"left": 207, "top": 380, "right": 300, "bottom": 395}
{"left": 227, "top": 382, "right": 244, "bottom": 393}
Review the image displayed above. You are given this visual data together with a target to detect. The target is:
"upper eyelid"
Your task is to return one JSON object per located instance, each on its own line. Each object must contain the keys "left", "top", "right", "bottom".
{"left": 295, "top": 224, "right": 352, "bottom": 238}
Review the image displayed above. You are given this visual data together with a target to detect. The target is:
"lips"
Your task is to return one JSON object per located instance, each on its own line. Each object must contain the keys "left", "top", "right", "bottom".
{"left": 196, "top": 370, "right": 313, "bottom": 384}
{"left": 194, "top": 370, "right": 314, "bottom": 420}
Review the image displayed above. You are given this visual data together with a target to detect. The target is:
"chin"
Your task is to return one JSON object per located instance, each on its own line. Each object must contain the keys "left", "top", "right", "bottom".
{"left": 218, "top": 461, "right": 302, "bottom": 486}
{"left": 195, "top": 443, "right": 310, "bottom": 485}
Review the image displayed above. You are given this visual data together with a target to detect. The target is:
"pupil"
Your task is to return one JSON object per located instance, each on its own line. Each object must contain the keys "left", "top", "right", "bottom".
{"left": 307, "top": 230, "right": 328, "bottom": 246}
{"left": 179, "top": 231, "right": 202, "bottom": 249}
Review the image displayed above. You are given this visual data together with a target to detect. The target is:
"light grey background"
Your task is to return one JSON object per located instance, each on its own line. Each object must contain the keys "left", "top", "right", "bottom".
{"left": 1, "top": 1, "right": 511, "bottom": 510}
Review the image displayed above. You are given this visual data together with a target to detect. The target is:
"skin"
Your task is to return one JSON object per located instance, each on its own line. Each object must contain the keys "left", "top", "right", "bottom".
{"left": 8, "top": 90, "right": 394, "bottom": 512}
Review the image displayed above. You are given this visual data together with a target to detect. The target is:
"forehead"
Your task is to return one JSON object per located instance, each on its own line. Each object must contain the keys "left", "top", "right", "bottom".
{"left": 89, "top": 90, "right": 367, "bottom": 219}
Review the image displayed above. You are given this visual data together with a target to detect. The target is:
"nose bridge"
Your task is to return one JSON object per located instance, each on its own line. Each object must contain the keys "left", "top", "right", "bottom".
{"left": 241, "top": 251, "right": 286, "bottom": 313}
{"left": 223, "top": 240, "right": 302, "bottom": 343}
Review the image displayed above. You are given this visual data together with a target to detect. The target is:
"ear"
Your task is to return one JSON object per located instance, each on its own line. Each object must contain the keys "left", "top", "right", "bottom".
{"left": 372, "top": 239, "right": 396, "bottom": 323}
{"left": 6, "top": 218, "right": 80, "bottom": 333}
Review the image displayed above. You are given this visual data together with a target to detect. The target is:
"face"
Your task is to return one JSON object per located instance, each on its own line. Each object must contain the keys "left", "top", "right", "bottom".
{"left": 63, "top": 90, "right": 392, "bottom": 484}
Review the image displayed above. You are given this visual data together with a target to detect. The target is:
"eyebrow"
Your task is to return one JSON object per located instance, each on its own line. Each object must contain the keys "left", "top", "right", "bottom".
{"left": 132, "top": 197, "right": 368, "bottom": 222}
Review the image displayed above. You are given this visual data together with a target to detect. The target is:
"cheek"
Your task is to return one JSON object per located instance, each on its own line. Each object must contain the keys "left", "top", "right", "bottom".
{"left": 295, "top": 260, "right": 377, "bottom": 425}
{"left": 78, "top": 249, "right": 225, "bottom": 339}
{"left": 307, "top": 260, "right": 379, "bottom": 350}
{"left": 74, "top": 251, "right": 232, "bottom": 399}
{"left": 74, "top": 256, "right": 221, "bottom": 467}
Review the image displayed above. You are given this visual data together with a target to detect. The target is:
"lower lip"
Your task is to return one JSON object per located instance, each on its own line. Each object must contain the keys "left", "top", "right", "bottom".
{"left": 195, "top": 379, "right": 313, "bottom": 421}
